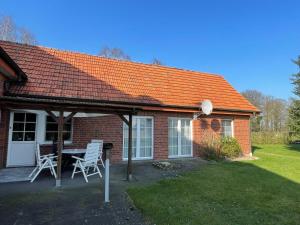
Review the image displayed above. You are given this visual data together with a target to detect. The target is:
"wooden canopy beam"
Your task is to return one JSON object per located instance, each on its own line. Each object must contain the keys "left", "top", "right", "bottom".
{"left": 3, "top": 102, "right": 137, "bottom": 116}
{"left": 63, "top": 111, "right": 77, "bottom": 123}
{"left": 0, "top": 97, "right": 140, "bottom": 116}
{"left": 46, "top": 111, "right": 77, "bottom": 124}
{"left": 46, "top": 110, "right": 59, "bottom": 123}
{"left": 118, "top": 114, "right": 129, "bottom": 126}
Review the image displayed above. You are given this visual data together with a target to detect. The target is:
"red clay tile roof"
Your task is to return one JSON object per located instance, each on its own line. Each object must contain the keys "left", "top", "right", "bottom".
{"left": 0, "top": 40, "right": 258, "bottom": 112}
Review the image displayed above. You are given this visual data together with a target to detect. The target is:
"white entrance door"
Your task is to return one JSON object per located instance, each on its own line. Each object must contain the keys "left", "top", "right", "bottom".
{"left": 7, "top": 112, "right": 37, "bottom": 167}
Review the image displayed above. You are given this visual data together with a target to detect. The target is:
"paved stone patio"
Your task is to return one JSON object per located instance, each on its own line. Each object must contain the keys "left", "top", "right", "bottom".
{"left": 0, "top": 167, "right": 33, "bottom": 183}
{"left": 0, "top": 158, "right": 207, "bottom": 225}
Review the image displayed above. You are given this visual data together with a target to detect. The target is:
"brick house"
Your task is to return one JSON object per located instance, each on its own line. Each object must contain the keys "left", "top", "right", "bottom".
{"left": 0, "top": 40, "right": 259, "bottom": 170}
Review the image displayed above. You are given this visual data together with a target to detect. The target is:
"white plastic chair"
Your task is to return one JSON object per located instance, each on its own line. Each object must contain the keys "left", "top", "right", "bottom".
{"left": 91, "top": 139, "right": 105, "bottom": 168}
{"left": 28, "top": 143, "right": 57, "bottom": 182}
{"left": 71, "top": 142, "right": 102, "bottom": 182}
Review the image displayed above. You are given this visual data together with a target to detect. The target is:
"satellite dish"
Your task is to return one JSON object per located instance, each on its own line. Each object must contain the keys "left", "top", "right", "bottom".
{"left": 201, "top": 100, "right": 213, "bottom": 115}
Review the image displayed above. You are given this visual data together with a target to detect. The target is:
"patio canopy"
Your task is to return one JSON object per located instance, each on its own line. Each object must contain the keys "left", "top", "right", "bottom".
{"left": 0, "top": 95, "right": 138, "bottom": 185}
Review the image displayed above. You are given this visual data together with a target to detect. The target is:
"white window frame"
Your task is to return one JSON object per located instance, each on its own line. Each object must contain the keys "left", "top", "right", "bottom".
{"left": 122, "top": 116, "right": 154, "bottom": 161}
{"left": 43, "top": 115, "right": 73, "bottom": 144}
{"left": 168, "top": 117, "right": 193, "bottom": 158}
{"left": 221, "top": 119, "right": 234, "bottom": 137}
{"left": 10, "top": 112, "right": 37, "bottom": 142}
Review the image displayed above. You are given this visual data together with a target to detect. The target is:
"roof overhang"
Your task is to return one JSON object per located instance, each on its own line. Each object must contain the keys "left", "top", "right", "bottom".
{"left": 0, "top": 93, "right": 258, "bottom": 116}
{"left": 0, "top": 96, "right": 140, "bottom": 115}
{"left": 0, "top": 46, "right": 27, "bottom": 82}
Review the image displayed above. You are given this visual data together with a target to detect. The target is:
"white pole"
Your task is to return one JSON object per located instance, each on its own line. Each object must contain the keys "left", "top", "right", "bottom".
{"left": 104, "top": 151, "right": 110, "bottom": 203}
{"left": 56, "top": 179, "right": 61, "bottom": 187}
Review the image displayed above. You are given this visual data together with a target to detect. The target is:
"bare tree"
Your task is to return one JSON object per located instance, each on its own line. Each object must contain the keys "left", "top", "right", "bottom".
{"left": 242, "top": 90, "right": 264, "bottom": 131}
{"left": 242, "top": 89, "right": 264, "bottom": 110}
{"left": 0, "top": 16, "right": 17, "bottom": 42}
{"left": 0, "top": 15, "right": 37, "bottom": 45}
{"left": 151, "top": 58, "right": 163, "bottom": 65}
{"left": 242, "top": 89, "right": 288, "bottom": 132}
{"left": 19, "top": 27, "right": 37, "bottom": 45}
{"left": 99, "top": 46, "right": 131, "bottom": 61}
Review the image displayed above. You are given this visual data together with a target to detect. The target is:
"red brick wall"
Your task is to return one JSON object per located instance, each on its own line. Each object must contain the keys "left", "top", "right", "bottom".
{"left": 72, "top": 115, "right": 124, "bottom": 163}
{"left": 0, "top": 110, "right": 252, "bottom": 167}
{"left": 234, "top": 116, "right": 252, "bottom": 155}
{"left": 0, "top": 108, "right": 9, "bottom": 168}
{"left": 69, "top": 111, "right": 251, "bottom": 162}
{"left": 69, "top": 111, "right": 193, "bottom": 162}
{"left": 192, "top": 115, "right": 251, "bottom": 156}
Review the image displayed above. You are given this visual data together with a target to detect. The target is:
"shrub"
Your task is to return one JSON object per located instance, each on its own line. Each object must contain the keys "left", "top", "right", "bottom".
{"left": 199, "top": 131, "right": 242, "bottom": 160}
{"left": 199, "top": 131, "right": 221, "bottom": 160}
{"left": 251, "top": 132, "right": 287, "bottom": 144}
{"left": 288, "top": 133, "right": 300, "bottom": 144}
{"left": 251, "top": 131, "right": 300, "bottom": 145}
{"left": 220, "top": 136, "right": 242, "bottom": 158}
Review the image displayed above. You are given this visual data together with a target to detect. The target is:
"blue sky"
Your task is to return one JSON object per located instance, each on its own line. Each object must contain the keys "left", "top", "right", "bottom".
{"left": 1, "top": 0, "right": 300, "bottom": 100}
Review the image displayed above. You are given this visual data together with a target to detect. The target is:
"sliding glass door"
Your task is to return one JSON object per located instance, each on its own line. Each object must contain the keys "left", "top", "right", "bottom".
{"left": 168, "top": 118, "right": 192, "bottom": 157}
{"left": 123, "top": 116, "right": 153, "bottom": 160}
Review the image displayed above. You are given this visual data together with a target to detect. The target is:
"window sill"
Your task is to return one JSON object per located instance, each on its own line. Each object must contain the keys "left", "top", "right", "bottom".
{"left": 122, "top": 157, "right": 153, "bottom": 161}
{"left": 168, "top": 155, "right": 193, "bottom": 159}
{"left": 40, "top": 141, "right": 73, "bottom": 146}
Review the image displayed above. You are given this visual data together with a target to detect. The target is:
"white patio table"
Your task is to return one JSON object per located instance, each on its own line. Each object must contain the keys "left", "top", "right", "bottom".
{"left": 62, "top": 149, "right": 87, "bottom": 154}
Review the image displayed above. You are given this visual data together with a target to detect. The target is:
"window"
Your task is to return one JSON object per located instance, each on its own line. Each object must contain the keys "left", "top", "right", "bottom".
{"left": 123, "top": 117, "right": 153, "bottom": 160}
{"left": 168, "top": 118, "right": 192, "bottom": 157}
{"left": 12, "top": 113, "right": 36, "bottom": 141}
{"left": 45, "top": 116, "right": 72, "bottom": 142}
{"left": 221, "top": 119, "right": 233, "bottom": 137}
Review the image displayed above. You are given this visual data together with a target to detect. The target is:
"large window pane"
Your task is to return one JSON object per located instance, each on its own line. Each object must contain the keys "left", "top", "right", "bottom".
{"left": 25, "top": 123, "right": 36, "bottom": 132}
{"left": 24, "top": 132, "right": 35, "bottom": 141}
{"left": 13, "top": 123, "right": 24, "bottom": 132}
{"left": 181, "top": 119, "right": 192, "bottom": 155}
{"left": 45, "top": 132, "right": 57, "bottom": 142}
{"left": 14, "top": 113, "right": 25, "bottom": 122}
{"left": 123, "top": 119, "right": 138, "bottom": 159}
{"left": 46, "top": 123, "right": 58, "bottom": 132}
{"left": 168, "top": 119, "right": 179, "bottom": 156}
{"left": 12, "top": 132, "right": 24, "bottom": 141}
{"left": 45, "top": 116, "right": 72, "bottom": 141}
{"left": 221, "top": 120, "right": 233, "bottom": 137}
{"left": 26, "top": 113, "right": 37, "bottom": 122}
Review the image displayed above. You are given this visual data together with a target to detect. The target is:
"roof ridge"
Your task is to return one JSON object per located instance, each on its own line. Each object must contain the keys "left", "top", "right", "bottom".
{"left": 0, "top": 40, "right": 223, "bottom": 78}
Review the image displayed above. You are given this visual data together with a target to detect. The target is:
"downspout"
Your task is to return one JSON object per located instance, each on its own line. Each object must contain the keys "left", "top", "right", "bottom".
{"left": 249, "top": 112, "right": 256, "bottom": 157}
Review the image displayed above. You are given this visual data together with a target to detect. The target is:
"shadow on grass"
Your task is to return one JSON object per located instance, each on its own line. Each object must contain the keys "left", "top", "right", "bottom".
{"left": 252, "top": 144, "right": 300, "bottom": 154}
{"left": 128, "top": 158, "right": 300, "bottom": 225}
{"left": 285, "top": 144, "right": 300, "bottom": 153}
{"left": 251, "top": 145, "right": 262, "bottom": 154}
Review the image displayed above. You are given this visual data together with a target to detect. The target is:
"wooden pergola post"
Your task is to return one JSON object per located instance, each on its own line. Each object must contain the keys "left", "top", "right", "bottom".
{"left": 118, "top": 113, "right": 133, "bottom": 181}
{"left": 46, "top": 110, "right": 77, "bottom": 187}
{"left": 56, "top": 110, "right": 64, "bottom": 187}
{"left": 127, "top": 114, "right": 133, "bottom": 181}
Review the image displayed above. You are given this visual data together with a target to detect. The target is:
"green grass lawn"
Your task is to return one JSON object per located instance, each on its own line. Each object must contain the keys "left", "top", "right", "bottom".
{"left": 127, "top": 145, "right": 300, "bottom": 225}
